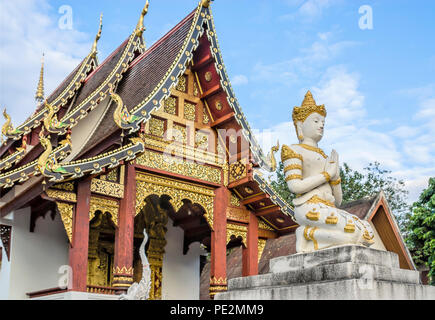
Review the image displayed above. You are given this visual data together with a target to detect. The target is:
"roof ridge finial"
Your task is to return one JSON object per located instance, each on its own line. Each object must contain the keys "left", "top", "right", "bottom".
{"left": 35, "top": 53, "right": 45, "bottom": 104}
{"left": 201, "top": 0, "right": 213, "bottom": 8}
{"left": 135, "top": 0, "right": 150, "bottom": 37}
{"left": 91, "top": 13, "right": 103, "bottom": 57}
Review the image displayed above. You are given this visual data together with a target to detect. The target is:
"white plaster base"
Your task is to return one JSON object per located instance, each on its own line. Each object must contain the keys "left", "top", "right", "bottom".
{"left": 30, "top": 291, "right": 119, "bottom": 300}
{"left": 216, "top": 245, "right": 435, "bottom": 300}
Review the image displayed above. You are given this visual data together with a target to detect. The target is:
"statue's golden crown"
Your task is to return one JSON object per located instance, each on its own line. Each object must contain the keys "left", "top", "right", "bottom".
{"left": 292, "top": 91, "right": 327, "bottom": 124}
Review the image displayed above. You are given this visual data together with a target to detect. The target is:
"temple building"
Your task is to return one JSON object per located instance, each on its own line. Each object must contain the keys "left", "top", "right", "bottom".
{"left": 0, "top": 1, "right": 418, "bottom": 300}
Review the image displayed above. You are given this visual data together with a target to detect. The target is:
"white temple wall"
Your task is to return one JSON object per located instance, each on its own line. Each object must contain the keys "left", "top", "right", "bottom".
{"left": 162, "top": 222, "right": 204, "bottom": 300}
{"left": 8, "top": 207, "right": 69, "bottom": 300}
{"left": 0, "top": 217, "right": 12, "bottom": 300}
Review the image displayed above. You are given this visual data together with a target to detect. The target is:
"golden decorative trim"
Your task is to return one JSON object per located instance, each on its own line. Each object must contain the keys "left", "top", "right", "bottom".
{"left": 52, "top": 182, "right": 75, "bottom": 192}
{"left": 281, "top": 145, "right": 303, "bottom": 162}
{"left": 226, "top": 207, "right": 249, "bottom": 223}
{"left": 142, "top": 135, "right": 223, "bottom": 167}
{"left": 135, "top": 149, "right": 221, "bottom": 184}
{"left": 258, "top": 218, "right": 274, "bottom": 231}
{"left": 136, "top": 172, "right": 215, "bottom": 229}
{"left": 148, "top": 118, "right": 165, "bottom": 137}
{"left": 309, "top": 227, "right": 319, "bottom": 250}
{"left": 325, "top": 213, "right": 338, "bottom": 225}
{"left": 284, "top": 164, "right": 302, "bottom": 173}
{"left": 304, "top": 226, "right": 311, "bottom": 241}
{"left": 89, "top": 197, "right": 119, "bottom": 226}
{"left": 258, "top": 239, "right": 267, "bottom": 262}
{"left": 47, "top": 189, "right": 77, "bottom": 203}
{"left": 298, "top": 144, "right": 327, "bottom": 159}
{"left": 229, "top": 158, "right": 247, "bottom": 183}
{"left": 184, "top": 102, "right": 196, "bottom": 121}
{"left": 230, "top": 193, "right": 241, "bottom": 207}
{"left": 305, "top": 210, "right": 320, "bottom": 221}
{"left": 210, "top": 277, "right": 227, "bottom": 285}
{"left": 113, "top": 266, "right": 134, "bottom": 275}
{"left": 164, "top": 96, "right": 177, "bottom": 115}
{"left": 91, "top": 178, "right": 124, "bottom": 199}
{"left": 285, "top": 174, "right": 302, "bottom": 182}
{"left": 306, "top": 195, "right": 335, "bottom": 208}
{"left": 292, "top": 91, "right": 327, "bottom": 125}
{"left": 175, "top": 75, "right": 187, "bottom": 93}
{"left": 344, "top": 222, "right": 356, "bottom": 233}
{"left": 330, "top": 178, "right": 341, "bottom": 186}
{"left": 226, "top": 223, "right": 247, "bottom": 247}
{"left": 55, "top": 202, "right": 74, "bottom": 243}
{"left": 322, "top": 171, "right": 331, "bottom": 182}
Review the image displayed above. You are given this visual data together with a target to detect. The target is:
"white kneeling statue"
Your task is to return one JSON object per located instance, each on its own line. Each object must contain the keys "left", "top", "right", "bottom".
{"left": 283, "top": 91, "right": 375, "bottom": 253}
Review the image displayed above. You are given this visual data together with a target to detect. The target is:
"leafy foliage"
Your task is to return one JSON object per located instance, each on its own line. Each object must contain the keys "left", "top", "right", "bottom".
{"left": 340, "top": 162, "right": 410, "bottom": 233}
{"left": 405, "top": 178, "right": 435, "bottom": 285}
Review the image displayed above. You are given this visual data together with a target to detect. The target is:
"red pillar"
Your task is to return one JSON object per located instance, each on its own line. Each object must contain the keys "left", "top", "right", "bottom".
{"left": 242, "top": 212, "right": 259, "bottom": 276}
{"left": 209, "top": 186, "right": 229, "bottom": 299}
{"left": 113, "top": 164, "right": 136, "bottom": 293}
{"left": 69, "top": 178, "right": 91, "bottom": 292}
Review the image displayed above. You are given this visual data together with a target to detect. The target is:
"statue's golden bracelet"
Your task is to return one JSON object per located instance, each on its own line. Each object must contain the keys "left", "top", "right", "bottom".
{"left": 330, "top": 178, "right": 341, "bottom": 186}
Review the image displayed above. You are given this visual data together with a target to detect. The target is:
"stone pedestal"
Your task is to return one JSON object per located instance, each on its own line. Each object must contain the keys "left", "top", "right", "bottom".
{"left": 215, "top": 245, "right": 435, "bottom": 300}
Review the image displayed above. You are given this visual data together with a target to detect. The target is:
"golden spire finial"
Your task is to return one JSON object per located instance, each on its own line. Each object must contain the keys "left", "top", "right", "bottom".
{"left": 135, "top": 0, "right": 150, "bottom": 37}
{"left": 91, "top": 13, "right": 103, "bottom": 56}
{"left": 35, "top": 53, "right": 45, "bottom": 103}
{"left": 201, "top": 0, "right": 213, "bottom": 8}
{"left": 292, "top": 90, "right": 327, "bottom": 125}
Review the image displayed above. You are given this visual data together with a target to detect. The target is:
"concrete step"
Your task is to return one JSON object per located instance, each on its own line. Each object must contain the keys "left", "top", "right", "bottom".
{"left": 228, "top": 262, "right": 421, "bottom": 291}
{"left": 218, "top": 279, "right": 435, "bottom": 300}
{"left": 270, "top": 245, "right": 400, "bottom": 273}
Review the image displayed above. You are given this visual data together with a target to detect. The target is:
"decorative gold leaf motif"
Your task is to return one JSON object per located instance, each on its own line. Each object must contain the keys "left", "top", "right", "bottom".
{"left": 175, "top": 75, "right": 187, "bottom": 93}
{"left": 91, "top": 178, "right": 124, "bottom": 198}
{"left": 164, "top": 96, "right": 177, "bottom": 115}
{"left": 184, "top": 102, "right": 196, "bottom": 121}
{"left": 226, "top": 224, "right": 247, "bottom": 247}
{"left": 56, "top": 202, "right": 74, "bottom": 243}
{"left": 149, "top": 118, "right": 165, "bottom": 137}
{"left": 135, "top": 150, "right": 221, "bottom": 184}
{"left": 135, "top": 172, "right": 215, "bottom": 229}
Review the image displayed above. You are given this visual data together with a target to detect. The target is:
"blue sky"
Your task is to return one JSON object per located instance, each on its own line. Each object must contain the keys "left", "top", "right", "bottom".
{"left": 0, "top": 0, "right": 434, "bottom": 203}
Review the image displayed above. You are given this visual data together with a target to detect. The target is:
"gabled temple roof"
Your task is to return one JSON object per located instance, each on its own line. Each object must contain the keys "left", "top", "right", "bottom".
{"left": 0, "top": 1, "right": 294, "bottom": 230}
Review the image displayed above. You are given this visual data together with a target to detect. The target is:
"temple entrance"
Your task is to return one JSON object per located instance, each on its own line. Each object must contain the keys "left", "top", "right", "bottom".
{"left": 134, "top": 180, "right": 212, "bottom": 300}
{"left": 87, "top": 211, "right": 116, "bottom": 289}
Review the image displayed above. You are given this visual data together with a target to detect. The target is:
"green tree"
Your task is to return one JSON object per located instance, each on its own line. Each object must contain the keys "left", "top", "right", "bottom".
{"left": 340, "top": 162, "right": 410, "bottom": 232}
{"left": 271, "top": 161, "right": 410, "bottom": 232}
{"left": 405, "top": 178, "right": 435, "bottom": 285}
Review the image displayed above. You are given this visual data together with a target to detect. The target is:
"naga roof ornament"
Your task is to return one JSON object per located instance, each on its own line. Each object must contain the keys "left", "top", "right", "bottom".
{"left": 135, "top": 0, "right": 150, "bottom": 38}
{"left": 1, "top": 109, "right": 21, "bottom": 144}
{"left": 110, "top": 88, "right": 139, "bottom": 128}
{"left": 91, "top": 13, "right": 103, "bottom": 58}
{"left": 201, "top": 0, "right": 213, "bottom": 8}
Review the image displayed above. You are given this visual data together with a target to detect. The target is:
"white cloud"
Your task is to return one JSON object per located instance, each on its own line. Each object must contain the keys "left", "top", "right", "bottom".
{"left": 312, "top": 66, "right": 365, "bottom": 125}
{"left": 231, "top": 74, "right": 249, "bottom": 86}
{"left": 253, "top": 66, "right": 435, "bottom": 205}
{"left": 280, "top": 0, "right": 342, "bottom": 21}
{"left": 0, "top": 0, "right": 93, "bottom": 126}
{"left": 252, "top": 34, "right": 359, "bottom": 85}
